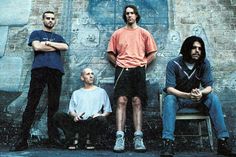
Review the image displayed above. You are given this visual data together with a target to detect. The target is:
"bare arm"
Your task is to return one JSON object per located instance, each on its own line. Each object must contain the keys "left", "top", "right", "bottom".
{"left": 69, "top": 111, "right": 85, "bottom": 122}
{"left": 45, "top": 41, "right": 68, "bottom": 51}
{"left": 146, "top": 51, "right": 157, "bottom": 65}
{"left": 167, "top": 86, "right": 212, "bottom": 101}
{"left": 167, "top": 87, "right": 191, "bottom": 99}
{"left": 32, "top": 40, "right": 68, "bottom": 52}
{"left": 107, "top": 51, "right": 116, "bottom": 66}
{"left": 191, "top": 86, "right": 212, "bottom": 101}
{"left": 92, "top": 112, "right": 111, "bottom": 118}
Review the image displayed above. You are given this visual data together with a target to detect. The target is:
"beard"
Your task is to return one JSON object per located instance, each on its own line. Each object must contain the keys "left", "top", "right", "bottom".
{"left": 44, "top": 22, "right": 54, "bottom": 29}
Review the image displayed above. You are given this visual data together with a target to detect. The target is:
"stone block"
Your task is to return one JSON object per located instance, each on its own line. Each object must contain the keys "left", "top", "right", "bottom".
{"left": 0, "top": 56, "right": 23, "bottom": 91}
{"left": 0, "top": 26, "right": 8, "bottom": 57}
{"left": 0, "top": 0, "right": 31, "bottom": 26}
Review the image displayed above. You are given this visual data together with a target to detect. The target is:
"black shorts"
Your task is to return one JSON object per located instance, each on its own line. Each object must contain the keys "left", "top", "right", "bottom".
{"left": 114, "top": 66, "right": 147, "bottom": 106}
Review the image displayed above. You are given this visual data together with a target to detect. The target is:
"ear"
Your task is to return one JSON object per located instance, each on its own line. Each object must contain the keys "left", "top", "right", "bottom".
{"left": 80, "top": 76, "right": 84, "bottom": 81}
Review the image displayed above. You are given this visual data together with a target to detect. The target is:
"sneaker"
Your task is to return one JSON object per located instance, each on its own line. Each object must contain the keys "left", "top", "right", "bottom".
{"left": 85, "top": 139, "right": 95, "bottom": 150}
{"left": 67, "top": 138, "right": 79, "bottom": 150}
{"left": 217, "top": 138, "right": 236, "bottom": 156}
{"left": 134, "top": 135, "right": 146, "bottom": 152}
{"left": 9, "top": 137, "right": 28, "bottom": 151}
{"left": 113, "top": 134, "right": 125, "bottom": 152}
{"left": 160, "top": 139, "right": 174, "bottom": 157}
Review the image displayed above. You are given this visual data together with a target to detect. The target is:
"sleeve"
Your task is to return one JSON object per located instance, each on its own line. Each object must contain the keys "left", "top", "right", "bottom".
{"left": 102, "top": 89, "right": 112, "bottom": 113}
{"left": 68, "top": 92, "right": 76, "bottom": 113}
{"left": 201, "top": 59, "right": 214, "bottom": 87}
{"left": 107, "top": 34, "right": 117, "bottom": 55}
{"left": 145, "top": 31, "right": 157, "bottom": 54}
{"left": 28, "top": 31, "right": 40, "bottom": 46}
{"left": 56, "top": 34, "right": 68, "bottom": 44}
{"left": 165, "top": 60, "right": 177, "bottom": 89}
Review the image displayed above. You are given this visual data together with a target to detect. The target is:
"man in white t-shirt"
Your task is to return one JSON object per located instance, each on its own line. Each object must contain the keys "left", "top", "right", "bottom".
{"left": 53, "top": 68, "right": 112, "bottom": 150}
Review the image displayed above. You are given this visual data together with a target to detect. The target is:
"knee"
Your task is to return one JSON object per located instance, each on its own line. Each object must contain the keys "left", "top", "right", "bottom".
{"left": 163, "top": 95, "right": 177, "bottom": 111}
{"left": 204, "top": 93, "right": 221, "bottom": 108}
{"left": 52, "top": 112, "right": 67, "bottom": 123}
{"left": 132, "top": 97, "right": 142, "bottom": 109}
{"left": 117, "top": 96, "right": 128, "bottom": 108}
{"left": 205, "top": 93, "right": 218, "bottom": 100}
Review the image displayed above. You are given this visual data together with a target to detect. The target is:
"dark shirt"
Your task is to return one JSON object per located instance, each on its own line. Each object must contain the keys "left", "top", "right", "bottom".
{"left": 165, "top": 56, "right": 213, "bottom": 93}
{"left": 28, "top": 30, "right": 67, "bottom": 73}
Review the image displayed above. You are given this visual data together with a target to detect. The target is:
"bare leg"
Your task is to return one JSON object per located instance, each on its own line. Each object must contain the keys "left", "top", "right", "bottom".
{"left": 132, "top": 96, "right": 142, "bottom": 131}
{"left": 116, "top": 96, "right": 128, "bottom": 131}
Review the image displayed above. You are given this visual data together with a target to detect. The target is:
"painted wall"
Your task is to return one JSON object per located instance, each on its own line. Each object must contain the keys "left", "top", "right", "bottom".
{"left": 0, "top": 0, "right": 235, "bottom": 149}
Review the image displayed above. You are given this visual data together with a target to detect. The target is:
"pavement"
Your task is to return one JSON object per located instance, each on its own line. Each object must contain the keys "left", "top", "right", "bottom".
{"left": 0, "top": 147, "right": 229, "bottom": 157}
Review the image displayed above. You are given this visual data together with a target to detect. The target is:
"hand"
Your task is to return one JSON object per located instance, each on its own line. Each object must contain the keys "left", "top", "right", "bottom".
{"left": 140, "top": 63, "right": 147, "bottom": 69}
{"left": 73, "top": 112, "right": 85, "bottom": 122}
{"left": 190, "top": 88, "right": 202, "bottom": 101}
{"left": 45, "top": 41, "right": 51, "bottom": 46}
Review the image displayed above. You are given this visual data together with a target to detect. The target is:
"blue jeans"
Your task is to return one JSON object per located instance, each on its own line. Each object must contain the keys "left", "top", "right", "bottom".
{"left": 162, "top": 93, "right": 229, "bottom": 141}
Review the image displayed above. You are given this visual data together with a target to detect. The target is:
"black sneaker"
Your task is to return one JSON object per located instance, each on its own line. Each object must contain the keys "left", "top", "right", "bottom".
{"left": 9, "top": 137, "right": 28, "bottom": 151}
{"left": 160, "top": 139, "right": 174, "bottom": 157}
{"left": 217, "top": 138, "right": 236, "bottom": 156}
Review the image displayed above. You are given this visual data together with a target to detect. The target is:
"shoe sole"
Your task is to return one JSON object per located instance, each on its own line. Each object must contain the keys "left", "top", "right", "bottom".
{"left": 135, "top": 149, "right": 147, "bottom": 153}
{"left": 85, "top": 146, "right": 95, "bottom": 150}
{"left": 113, "top": 149, "right": 125, "bottom": 153}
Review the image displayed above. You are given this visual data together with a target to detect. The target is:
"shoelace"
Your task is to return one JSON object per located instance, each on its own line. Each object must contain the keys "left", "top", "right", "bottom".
{"left": 134, "top": 137, "right": 144, "bottom": 146}
{"left": 116, "top": 137, "right": 124, "bottom": 146}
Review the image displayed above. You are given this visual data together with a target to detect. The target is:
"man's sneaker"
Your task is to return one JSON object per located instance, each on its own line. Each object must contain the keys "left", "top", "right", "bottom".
{"left": 160, "top": 139, "right": 174, "bottom": 157}
{"left": 9, "top": 137, "right": 28, "bottom": 151}
{"left": 133, "top": 135, "right": 146, "bottom": 152}
{"left": 113, "top": 134, "right": 125, "bottom": 152}
{"left": 217, "top": 138, "right": 236, "bottom": 156}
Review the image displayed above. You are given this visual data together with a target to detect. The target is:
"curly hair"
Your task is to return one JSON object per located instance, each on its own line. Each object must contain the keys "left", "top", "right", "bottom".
{"left": 122, "top": 5, "right": 141, "bottom": 24}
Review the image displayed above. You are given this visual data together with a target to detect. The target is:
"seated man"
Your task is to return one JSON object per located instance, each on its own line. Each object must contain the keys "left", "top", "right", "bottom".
{"left": 160, "top": 36, "right": 235, "bottom": 157}
{"left": 53, "top": 68, "right": 112, "bottom": 149}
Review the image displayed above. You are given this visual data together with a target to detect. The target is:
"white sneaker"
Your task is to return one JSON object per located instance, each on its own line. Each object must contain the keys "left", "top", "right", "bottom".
{"left": 134, "top": 135, "right": 146, "bottom": 152}
{"left": 113, "top": 134, "right": 125, "bottom": 152}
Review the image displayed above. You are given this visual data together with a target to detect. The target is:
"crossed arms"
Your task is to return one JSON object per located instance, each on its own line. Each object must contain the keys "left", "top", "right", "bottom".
{"left": 32, "top": 40, "right": 68, "bottom": 52}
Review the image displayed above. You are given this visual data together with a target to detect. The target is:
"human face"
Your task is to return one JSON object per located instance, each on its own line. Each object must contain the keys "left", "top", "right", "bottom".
{"left": 43, "top": 13, "right": 55, "bottom": 29}
{"left": 125, "top": 7, "right": 137, "bottom": 25}
{"left": 191, "top": 41, "right": 202, "bottom": 61}
{"left": 81, "top": 68, "right": 94, "bottom": 85}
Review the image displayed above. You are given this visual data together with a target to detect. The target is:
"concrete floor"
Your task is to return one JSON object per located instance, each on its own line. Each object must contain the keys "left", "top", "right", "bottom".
{"left": 0, "top": 147, "right": 228, "bottom": 157}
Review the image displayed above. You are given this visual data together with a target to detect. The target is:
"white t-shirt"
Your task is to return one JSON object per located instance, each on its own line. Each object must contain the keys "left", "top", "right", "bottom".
{"left": 68, "top": 86, "right": 112, "bottom": 120}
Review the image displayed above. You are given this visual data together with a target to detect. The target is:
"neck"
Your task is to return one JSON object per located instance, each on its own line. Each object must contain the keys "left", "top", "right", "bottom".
{"left": 43, "top": 27, "right": 53, "bottom": 32}
{"left": 83, "top": 84, "right": 95, "bottom": 90}
{"left": 126, "top": 23, "right": 138, "bottom": 29}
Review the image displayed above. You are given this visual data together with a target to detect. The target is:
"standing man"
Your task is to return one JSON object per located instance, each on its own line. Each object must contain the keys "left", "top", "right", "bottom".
{"left": 10, "top": 11, "right": 68, "bottom": 151}
{"left": 107, "top": 5, "right": 157, "bottom": 152}
{"left": 160, "top": 36, "right": 235, "bottom": 157}
{"left": 53, "top": 68, "right": 112, "bottom": 150}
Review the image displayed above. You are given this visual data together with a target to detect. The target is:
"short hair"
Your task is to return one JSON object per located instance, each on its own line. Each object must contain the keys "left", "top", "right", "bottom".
{"left": 180, "top": 36, "right": 206, "bottom": 64}
{"left": 80, "top": 68, "right": 92, "bottom": 76}
{"left": 42, "top": 11, "right": 55, "bottom": 19}
{"left": 122, "top": 5, "right": 141, "bottom": 23}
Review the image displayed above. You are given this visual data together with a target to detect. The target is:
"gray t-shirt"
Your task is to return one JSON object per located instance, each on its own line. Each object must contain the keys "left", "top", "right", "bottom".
{"left": 68, "top": 86, "right": 112, "bottom": 120}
